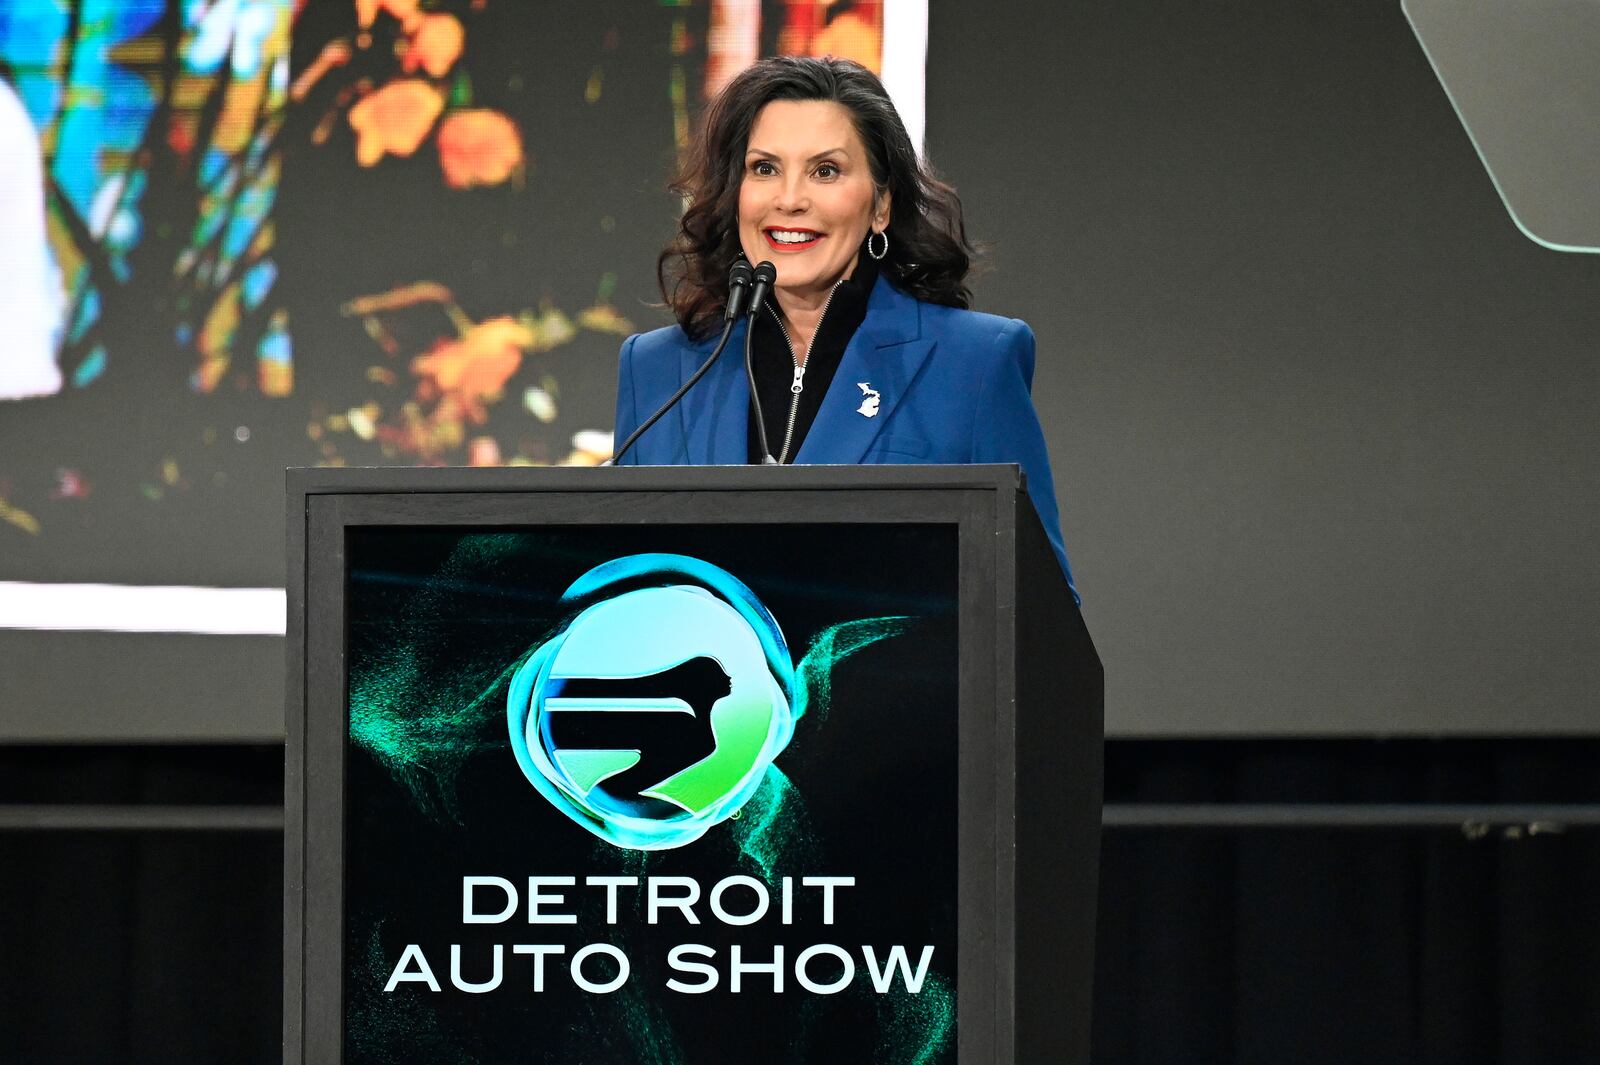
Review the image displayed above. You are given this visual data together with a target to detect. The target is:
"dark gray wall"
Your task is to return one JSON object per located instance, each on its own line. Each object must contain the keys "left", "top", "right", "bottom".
{"left": 932, "top": 0, "right": 1600, "bottom": 735}
{"left": 5, "top": 1, "right": 1596, "bottom": 740}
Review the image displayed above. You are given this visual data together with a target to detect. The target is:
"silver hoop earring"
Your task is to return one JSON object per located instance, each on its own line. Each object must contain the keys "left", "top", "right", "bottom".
{"left": 866, "top": 230, "right": 889, "bottom": 261}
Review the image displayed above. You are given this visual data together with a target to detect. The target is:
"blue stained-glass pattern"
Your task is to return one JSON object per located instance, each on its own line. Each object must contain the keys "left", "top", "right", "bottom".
{"left": 71, "top": 345, "right": 106, "bottom": 388}
{"left": 1, "top": 0, "right": 295, "bottom": 399}
{"left": 241, "top": 258, "right": 277, "bottom": 310}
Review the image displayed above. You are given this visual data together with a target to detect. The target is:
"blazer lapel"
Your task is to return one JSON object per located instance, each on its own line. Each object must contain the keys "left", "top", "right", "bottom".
{"left": 794, "top": 279, "right": 934, "bottom": 465}
{"left": 677, "top": 318, "right": 751, "bottom": 465}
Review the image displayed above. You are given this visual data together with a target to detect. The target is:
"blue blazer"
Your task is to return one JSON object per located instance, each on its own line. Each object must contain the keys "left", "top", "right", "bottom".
{"left": 614, "top": 275, "right": 1077, "bottom": 599}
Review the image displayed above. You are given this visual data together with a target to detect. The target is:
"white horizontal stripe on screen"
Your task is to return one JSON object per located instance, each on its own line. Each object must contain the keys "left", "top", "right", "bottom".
{"left": 0, "top": 582, "right": 287, "bottom": 635}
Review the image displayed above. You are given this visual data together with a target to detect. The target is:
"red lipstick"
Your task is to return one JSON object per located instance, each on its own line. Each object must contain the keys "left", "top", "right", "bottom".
{"left": 763, "top": 228, "right": 823, "bottom": 251}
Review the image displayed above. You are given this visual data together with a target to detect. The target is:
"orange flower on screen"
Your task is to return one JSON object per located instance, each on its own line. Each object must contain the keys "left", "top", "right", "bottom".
{"left": 348, "top": 78, "right": 444, "bottom": 166}
{"left": 809, "top": 14, "right": 883, "bottom": 73}
{"left": 437, "top": 109, "right": 524, "bottom": 189}
{"left": 355, "top": 0, "right": 421, "bottom": 30}
{"left": 410, "top": 316, "right": 534, "bottom": 421}
{"left": 402, "top": 13, "right": 464, "bottom": 77}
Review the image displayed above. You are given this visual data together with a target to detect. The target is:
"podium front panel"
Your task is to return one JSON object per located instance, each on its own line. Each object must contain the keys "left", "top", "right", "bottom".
{"left": 286, "top": 469, "right": 1062, "bottom": 1065}
{"left": 345, "top": 521, "right": 959, "bottom": 1064}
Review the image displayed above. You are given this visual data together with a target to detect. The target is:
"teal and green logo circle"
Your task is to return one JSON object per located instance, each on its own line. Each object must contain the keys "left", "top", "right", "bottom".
{"left": 508, "top": 554, "right": 795, "bottom": 850}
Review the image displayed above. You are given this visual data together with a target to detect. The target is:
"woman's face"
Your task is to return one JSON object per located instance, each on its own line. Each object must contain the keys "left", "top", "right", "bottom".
{"left": 738, "top": 99, "right": 889, "bottom": 305}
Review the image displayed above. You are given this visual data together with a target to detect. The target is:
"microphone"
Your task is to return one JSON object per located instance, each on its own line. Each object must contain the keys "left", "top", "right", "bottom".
{"left": 747, "top": 261, "right": 777, "bottom": 323}
{"left": 745, "top": 261, "right": 779, "bottom": 464}
{"left": 724, "top": 259, "right": 754, "bottom": 320}
{"left": 608, "top": 261, "right": 755, "bottom": 465}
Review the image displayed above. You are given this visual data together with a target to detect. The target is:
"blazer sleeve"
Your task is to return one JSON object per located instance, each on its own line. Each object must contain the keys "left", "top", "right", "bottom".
{"left": 612, "top": 334, "right": 641, "bottom": 465}
{"left": 969, "top": 319, "right": 1080, "bottom": 603}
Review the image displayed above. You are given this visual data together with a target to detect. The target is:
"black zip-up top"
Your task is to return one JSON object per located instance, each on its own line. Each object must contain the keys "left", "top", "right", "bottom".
{"left": 746, "top": 255, "right": 879, "bottom": 464}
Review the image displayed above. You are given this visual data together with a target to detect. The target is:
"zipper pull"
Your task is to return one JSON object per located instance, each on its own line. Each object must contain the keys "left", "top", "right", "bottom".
{"left": 790, "top": 364, "right": 806, "bottom": 394}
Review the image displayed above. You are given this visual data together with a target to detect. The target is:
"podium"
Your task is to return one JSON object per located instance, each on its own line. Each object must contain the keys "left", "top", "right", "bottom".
{"left": 284, "top": 465, "right": 1102, "bottom": 1065}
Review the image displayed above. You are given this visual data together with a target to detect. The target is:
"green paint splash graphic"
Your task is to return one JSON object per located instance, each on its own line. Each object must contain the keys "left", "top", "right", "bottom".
{"left": 350, "top": 646, "right": 531, "bottom": 823}
{"left": 549, "top": 855, "right": 687, "bottom": 1064}
{"left": 596, "top": 839, "right": 653, "bottom": 882}
{"left": 727, "top": 764, "right": 816, "bottom": 882}
{"left": 772, "top": 613, "right": 946, "bottom": 1064}
{"left": 715, "top": 618, "right": 918, "bottom": 878}
{"left": 878, "top": 970, "right": 956, "bottom": 1065}
{"left": 349, "top": 534, "right": 549, "bottom": 823}
{"left": 583, "top": 979, "right": 686, "bottom": 1065}
{"left": 346, "top": 922, "right": 481, "bottom": 1065}
{"left": 792, "top": 616, "right": 915, "bottom": 723}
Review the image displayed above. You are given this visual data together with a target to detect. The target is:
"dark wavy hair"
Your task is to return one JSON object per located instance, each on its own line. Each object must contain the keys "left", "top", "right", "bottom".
{"left": 658, "top": 55, "right": 976, "bottom": 339}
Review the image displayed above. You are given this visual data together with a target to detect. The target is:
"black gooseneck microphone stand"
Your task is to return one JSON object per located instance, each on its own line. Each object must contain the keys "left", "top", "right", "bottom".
{"left": 609, "top": 260, "right": 755, "bottom": 466}
{"left": 744, "top": 260, "right": 779, "bottom": 465}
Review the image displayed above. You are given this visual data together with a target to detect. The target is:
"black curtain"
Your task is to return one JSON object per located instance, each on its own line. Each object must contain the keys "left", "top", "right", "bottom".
{"left": 2, "top": 742, "right": 1597, "bottom": 1064}
{"left": 0, "top": 748, "right": 282, "bottom": 1064}
{"left": 1094, "top": 741, "right": 1600, "bottom": 1065}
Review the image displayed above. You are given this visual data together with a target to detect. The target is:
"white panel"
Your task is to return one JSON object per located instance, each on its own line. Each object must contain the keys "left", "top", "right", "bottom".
{"left": 0, "top": 582, "right": 287, "bottom": 635}
{"left": 881, "top": 0, "right": 929, "bottom": 155}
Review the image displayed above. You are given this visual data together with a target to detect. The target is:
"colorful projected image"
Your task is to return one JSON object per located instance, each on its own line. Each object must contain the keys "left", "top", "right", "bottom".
{"left": 0, "top": 1, "right": 924, "bottom": 596}
{"left": 0, "top": 0, "right": 300, "bottom": 560}
{"left": 0, "top": 0, "right": 294, "bottom": 403}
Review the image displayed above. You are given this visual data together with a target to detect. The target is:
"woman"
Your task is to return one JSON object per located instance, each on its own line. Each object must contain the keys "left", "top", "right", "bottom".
{"left": 613, "top": 56, "right": 1077, "bottom": 598}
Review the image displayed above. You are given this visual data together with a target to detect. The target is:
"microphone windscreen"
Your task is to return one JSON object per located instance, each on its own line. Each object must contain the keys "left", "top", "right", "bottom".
{"left": 725, "top": 260, "right": 755, "bottom": 319}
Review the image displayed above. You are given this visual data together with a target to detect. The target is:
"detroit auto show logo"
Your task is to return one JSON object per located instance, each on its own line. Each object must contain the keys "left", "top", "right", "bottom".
{"left": 508, "top": 554, "right": 796, "bottom": 850}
